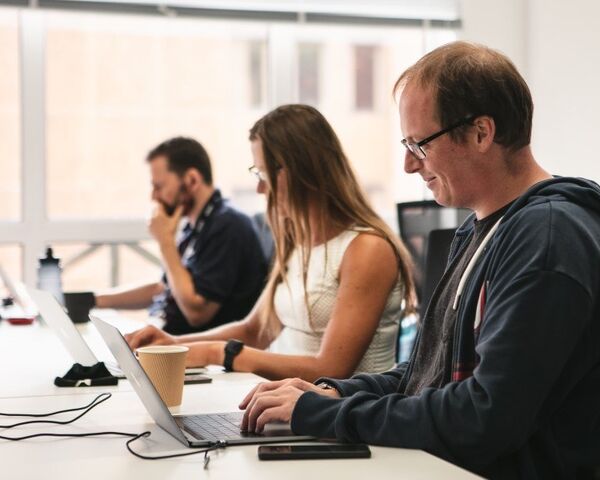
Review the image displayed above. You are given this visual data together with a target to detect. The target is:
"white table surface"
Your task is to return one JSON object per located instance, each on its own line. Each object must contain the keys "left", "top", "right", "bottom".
{"left": 0, "top": 313, "right": 481, "bottom": 479}
{"left": 0, "top": 313, "right": 263, "bottom": 399}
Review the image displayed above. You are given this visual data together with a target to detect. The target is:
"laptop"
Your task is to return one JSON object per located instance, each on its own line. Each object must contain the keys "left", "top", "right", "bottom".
{"left": 28, "top": 287, "right": 206, "bottom": 378}
{"left": 92, "top": 316, "right": 314, "bottom": 447}
{"left": 27, "top": 287, "right": 125, "bottom": 376}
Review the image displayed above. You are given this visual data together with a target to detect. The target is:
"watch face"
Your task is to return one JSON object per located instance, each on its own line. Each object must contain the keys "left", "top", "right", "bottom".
{"left": 226, "top": 339, "right": 244, "bottom": 354}
{"left": 224, "top": 340, "right": 244, "bottom": 371}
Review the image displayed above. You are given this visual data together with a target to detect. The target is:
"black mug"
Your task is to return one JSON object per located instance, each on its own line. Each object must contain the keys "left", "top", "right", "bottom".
{"left": 63, "top": 292, "right": 95, "bottom": 324}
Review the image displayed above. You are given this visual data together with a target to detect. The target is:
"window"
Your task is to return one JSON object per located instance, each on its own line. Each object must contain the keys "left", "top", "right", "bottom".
{"left": 291, "top": 24, "right": 433, "bottom": 213}
{"left": 54, "top": 241, "right": 161, "bottom": 291}
{"left": 2, "top": 5, "right": 458, "bottom": 286}
{"left": 45, "top": 12, "right": 269, "bottom": 219}
{"left": 249, "top": 40, "right": 266, "bottom": 108}
{"left": 0, "top": 245, "right": 23, "bottom": 293}
{"left": 298, "top": 43, "right": 321, "bottom": 105}
{"left": 0, "top": 9, "right": 20, "bottom": 221}
{"left": 354, "top": 45, "right": 376, "bottom": 110}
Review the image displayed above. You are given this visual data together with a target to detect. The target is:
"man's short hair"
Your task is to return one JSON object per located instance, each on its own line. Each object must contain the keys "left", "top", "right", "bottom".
{"left": 146, "top": 137, "right": 213, "bottom": 185}
{"left": 394, "top": 41, "right": 533, "bottom": 152}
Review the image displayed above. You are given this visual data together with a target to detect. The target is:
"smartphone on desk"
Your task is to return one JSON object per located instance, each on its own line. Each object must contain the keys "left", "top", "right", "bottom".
{"left": 258, "top": 444, "right": 371, "bottom": 460}
{"left": 184, "top": 374, "right": 212, "bottom": 385}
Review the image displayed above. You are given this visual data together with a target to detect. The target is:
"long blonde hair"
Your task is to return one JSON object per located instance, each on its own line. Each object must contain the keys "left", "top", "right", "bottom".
{"left": 249, "top": 104, "right": 415, "bottom": 338}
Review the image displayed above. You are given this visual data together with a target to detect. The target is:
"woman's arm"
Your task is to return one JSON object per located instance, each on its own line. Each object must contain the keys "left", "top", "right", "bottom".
{"left": 186, "top": 233, "right": 400, "bottom": 381}
{"left": 125, "top": 290, "right": 280, "bottom": 350}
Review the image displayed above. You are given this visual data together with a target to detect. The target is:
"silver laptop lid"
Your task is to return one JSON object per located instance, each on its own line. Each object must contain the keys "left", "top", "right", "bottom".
{"left": 91, "top": 316, "right": 192, "bottom": 446}
{"left": 27, "top": 287, "right": 98, "bottom": 366}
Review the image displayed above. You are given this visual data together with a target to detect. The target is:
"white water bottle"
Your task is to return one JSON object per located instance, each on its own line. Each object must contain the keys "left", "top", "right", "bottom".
{"left": 399, "top": 313, "right": 418, "bottom": 363}
{"left": 37, "top": 247, "right": 64, "bottom": 305}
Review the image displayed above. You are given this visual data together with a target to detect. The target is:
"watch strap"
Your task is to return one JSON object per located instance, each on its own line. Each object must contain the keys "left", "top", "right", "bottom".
{"left": 223, "top": 339, "right": 244, "bottom": 372}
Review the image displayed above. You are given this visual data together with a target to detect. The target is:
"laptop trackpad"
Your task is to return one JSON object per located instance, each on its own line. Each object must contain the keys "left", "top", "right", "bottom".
{"left": 260, "top": 421, "right": 295, "bottom": 436}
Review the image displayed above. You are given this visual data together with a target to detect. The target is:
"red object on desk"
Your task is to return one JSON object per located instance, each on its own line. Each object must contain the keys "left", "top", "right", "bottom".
{"left": 6, "top": 316, "right": 35, "bottom": 325}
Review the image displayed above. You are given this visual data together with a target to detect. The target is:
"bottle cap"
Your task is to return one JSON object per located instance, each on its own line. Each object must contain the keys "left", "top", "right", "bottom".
{"left": 39, "top": 247, "right": 60, "bottom": 266}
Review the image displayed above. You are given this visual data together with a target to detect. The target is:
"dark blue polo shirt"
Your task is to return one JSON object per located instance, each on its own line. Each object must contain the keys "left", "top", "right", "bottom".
{"left": 150, "top": 190, "right": 268, "bottom": 335}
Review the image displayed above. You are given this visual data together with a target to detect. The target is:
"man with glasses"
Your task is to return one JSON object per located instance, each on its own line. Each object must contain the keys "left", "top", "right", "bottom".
{"left": 240, "top": 42, "right": 600, "bottom": 478}
{"left": 95, "top": 137, "right": 267, "bottom": 335}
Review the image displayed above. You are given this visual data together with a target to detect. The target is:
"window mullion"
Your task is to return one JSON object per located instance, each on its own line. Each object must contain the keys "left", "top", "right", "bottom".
{"left": 19, "top": 9, "right": 47, "bottom": 287}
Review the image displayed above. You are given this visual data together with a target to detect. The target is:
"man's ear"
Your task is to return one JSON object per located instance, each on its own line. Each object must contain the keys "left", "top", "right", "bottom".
{"left": 473, "top": 115, "right": 496, "bottom": 152}
{"left": 184, "top": 169, "right": 202, "bottom": 190}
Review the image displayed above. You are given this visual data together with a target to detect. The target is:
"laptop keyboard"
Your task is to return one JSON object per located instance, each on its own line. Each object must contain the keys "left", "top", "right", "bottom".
{"left": 176, "top": 412, "right": 252, "bottom": 441}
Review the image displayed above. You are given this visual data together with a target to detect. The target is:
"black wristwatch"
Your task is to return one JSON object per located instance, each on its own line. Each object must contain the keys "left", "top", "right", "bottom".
{"left": 223, "top": 339, "right": 244, "bottom": 372}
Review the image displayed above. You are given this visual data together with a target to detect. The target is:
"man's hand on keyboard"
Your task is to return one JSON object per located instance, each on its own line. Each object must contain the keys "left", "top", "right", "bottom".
{"left": 239, "top": 378, "right": 340, "bottom": 433}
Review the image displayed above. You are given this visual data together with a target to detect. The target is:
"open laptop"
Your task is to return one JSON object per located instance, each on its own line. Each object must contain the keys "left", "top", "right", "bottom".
{"left": 27, "top": 287, "right": 125, "bottom": 376}
{"left": 92, "top": 316, "right": 313, "bottom": 447}
{"left": 28, "top": 287, "right": 206, "bottom": 378}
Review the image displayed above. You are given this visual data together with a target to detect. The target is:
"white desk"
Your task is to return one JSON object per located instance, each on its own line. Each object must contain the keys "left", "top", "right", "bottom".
{"left": 0, "top": 386, "right": 480, "bottom": 480}
{"left": 0, "top": 317, "right": 481, "bottom": 479}
{"left": 0, "top": 314, "right": 262, "bottom": 399}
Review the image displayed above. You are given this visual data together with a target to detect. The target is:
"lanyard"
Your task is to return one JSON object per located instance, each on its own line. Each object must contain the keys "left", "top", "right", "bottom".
{"left": 452, "top": 217, "right": 503, "bottom": 311}
{"left": 179, "top": 191, "right": 220, "bottom": 262}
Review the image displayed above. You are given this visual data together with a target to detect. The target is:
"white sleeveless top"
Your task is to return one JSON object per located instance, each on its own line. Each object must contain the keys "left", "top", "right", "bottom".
{"left": 269, "top": 229, "right": 404, "bottom": 374}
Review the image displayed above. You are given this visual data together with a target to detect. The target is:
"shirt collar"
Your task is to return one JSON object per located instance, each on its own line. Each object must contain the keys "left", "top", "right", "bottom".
{"left": 190, "top": 189, "right": 222, "bottom": 231}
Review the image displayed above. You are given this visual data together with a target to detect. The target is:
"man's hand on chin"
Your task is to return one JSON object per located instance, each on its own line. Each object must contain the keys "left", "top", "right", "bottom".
{"left": 149, "top": 202, "right": 183, "bottom": 245}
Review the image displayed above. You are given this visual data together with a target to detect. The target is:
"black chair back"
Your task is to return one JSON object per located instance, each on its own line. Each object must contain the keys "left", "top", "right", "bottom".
{"left": 252, "top": 212, "right": 275, "bottom": 263}
{"left": 420, "top": 228, "right": 457, "bottom": 318}
{"left": 396, "top": 200, "right": 470, "bottom": 310}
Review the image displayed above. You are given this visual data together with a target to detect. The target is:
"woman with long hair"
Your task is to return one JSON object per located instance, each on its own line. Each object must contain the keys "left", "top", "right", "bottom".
{"left": 125, "top": 104, "right": 415, "bottom": 382}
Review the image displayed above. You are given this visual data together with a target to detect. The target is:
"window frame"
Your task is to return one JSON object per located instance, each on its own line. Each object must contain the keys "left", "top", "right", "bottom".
{"left": 0, "top": 7, "right": 458, "bottom": 285}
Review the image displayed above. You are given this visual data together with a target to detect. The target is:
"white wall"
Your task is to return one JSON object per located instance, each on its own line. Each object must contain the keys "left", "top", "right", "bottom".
{"left": 460, "top": 0, "right": 527, "bottom": 74}
{"left": 460, "top": 0, "right": 600, "bottom": 183}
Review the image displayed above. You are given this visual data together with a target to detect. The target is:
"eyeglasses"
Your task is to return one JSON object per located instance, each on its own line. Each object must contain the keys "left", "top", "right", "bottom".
{"left": 401, "top": 115, "right": 476, "bottom": 160}
{"left": 248, "top": 165, "right": 268, "bottom": 182}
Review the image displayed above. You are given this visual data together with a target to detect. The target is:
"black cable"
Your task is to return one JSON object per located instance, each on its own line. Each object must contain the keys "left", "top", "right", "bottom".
{"left": 126, "top": 432, "right": 226, "bottom": 467}
{"left": 0, "top": 393, "right": 227, "bottom": 467}
{"left": 0, "top": 430, "right": 142, "bottom": 441}
{"left": 0, "top": 392, "right": 111, "bottom": 418}
{"left": 0, "top": 392, "right": 112, "bottom": 429}
{"left": 0, "top": 430, "right": 224, "bottom": 468}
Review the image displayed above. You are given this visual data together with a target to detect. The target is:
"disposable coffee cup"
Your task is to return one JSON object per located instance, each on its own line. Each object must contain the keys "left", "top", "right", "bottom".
{"left": 136, "top": 345, "right": 189, "bottom": 408}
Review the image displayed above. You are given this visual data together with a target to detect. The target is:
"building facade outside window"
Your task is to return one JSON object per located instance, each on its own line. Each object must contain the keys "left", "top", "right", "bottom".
{"left": 298, "top": 43, "right": 321, "bottom": 106}
{"left": 0, "top": 7, "right": 458, "bottom": 289}
{"left": 354, "top": 45, "right": 376, "bottom": 111}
